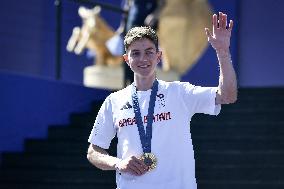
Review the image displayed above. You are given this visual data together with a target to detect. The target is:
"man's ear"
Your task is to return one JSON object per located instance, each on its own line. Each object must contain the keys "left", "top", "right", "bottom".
{"left": 123, "top": 54, "right": 129, "bottom": 65}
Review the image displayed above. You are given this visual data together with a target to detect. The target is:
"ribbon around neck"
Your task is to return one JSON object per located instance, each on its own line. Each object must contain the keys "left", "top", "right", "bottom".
{"left": 131, "top": 79, "right": 159, "bottom": 153}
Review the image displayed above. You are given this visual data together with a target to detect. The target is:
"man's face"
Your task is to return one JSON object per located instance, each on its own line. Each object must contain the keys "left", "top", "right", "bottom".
{"left": 123, "top": 38, "right": 162, "bottom": 78}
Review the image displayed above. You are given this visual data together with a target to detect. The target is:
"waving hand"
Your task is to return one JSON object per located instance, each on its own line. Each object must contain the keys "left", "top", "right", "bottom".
{"left": 205, "top": 12, "right": 233, "bottom": 52}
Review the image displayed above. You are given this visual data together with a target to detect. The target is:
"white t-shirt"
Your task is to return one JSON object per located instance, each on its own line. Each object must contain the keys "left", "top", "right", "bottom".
{"left": 88, "top": 80, "right": 221, "bottom": 189}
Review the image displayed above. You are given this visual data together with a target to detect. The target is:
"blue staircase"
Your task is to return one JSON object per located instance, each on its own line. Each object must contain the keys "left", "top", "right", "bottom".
{"left": 0, "top": 88, "right": 284, "bottom": 189}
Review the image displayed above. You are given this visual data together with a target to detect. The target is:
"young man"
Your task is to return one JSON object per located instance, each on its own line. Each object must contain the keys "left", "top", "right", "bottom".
{"left": 87, "top": 12, "right": 237, "bottom": 189}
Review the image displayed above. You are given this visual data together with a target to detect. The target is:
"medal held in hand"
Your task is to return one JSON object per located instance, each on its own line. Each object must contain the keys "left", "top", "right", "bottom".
{"left": 141, "top": 153, "right": 157, "bottom": 171}
{"left": 131, "top": 79, "right": 159, "bottom": 171}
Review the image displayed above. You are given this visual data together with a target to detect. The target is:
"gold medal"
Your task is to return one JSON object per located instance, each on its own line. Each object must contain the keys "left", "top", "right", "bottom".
{"left": 141, "top": 153, "right": 157, "bottom": 171}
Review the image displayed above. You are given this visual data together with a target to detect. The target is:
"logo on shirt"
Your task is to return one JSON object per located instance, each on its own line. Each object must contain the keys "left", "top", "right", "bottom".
{"left": 120, "top": 94, "right": 165, "bottom": 111}
{"left": 120, "top": 101, "right": 133, "bottom": 110}
{"left": 157, "top": 93, "right": 166, "bottom": 108}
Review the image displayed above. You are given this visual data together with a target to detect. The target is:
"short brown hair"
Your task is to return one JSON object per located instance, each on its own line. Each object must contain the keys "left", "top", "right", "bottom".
{"left": 124, "top": 26, "right": 159, "bottom": 52}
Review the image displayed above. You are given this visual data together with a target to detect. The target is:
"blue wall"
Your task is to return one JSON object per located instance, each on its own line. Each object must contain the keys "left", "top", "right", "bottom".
{"left": 0, "top": 0, "right": 48, "bottom": 76}
{"left": 238, "top": 0, "right": 284, "bottom": 87}
{"left": 0, "top": 71, "right": 110, "bottom": 154}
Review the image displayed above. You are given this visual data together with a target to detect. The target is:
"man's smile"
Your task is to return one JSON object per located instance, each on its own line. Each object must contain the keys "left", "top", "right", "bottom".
{"left": 138, "top": 65, "right": 150, "bottom": 68}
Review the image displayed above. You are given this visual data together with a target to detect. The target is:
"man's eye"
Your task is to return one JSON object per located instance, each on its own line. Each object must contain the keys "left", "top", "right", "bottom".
{"left": 132, "top": 52, "right": 140, "bottom": 56}
{"left": 146, "top": 51, "right": 154, "bottom": 55}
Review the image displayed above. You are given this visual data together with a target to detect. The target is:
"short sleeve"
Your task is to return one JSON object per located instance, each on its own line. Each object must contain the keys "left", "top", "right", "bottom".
{"left": 179, "top": 82, "right": 221, "bottom": 115}
{"left": 88, "top": 95, "right": 116, "bottom": 149}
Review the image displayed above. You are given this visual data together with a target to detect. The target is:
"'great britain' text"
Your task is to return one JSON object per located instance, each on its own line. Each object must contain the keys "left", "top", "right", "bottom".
{"left": 118, "top": 112, "right": 172, "bottom": 127}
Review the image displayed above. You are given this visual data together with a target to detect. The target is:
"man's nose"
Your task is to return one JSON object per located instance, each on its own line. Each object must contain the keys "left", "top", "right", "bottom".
{"left": 139, "top": 53, "right": 147, "bottom": 62}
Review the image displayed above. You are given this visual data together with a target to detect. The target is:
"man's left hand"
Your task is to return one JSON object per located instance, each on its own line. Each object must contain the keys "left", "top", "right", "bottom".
{"left": 205, "top": 12, "right": 233, "bottom": 53}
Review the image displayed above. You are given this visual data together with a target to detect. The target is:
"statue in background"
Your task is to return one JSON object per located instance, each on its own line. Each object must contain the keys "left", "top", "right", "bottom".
{"left": 66, "top": 0, "right": 212, "bottom": 89}
{"left": 66, "top": 6, "right": 123, "bottom": 66}
{"left": 66, "top": 6, "right": 124, "bottom": 90}
{"left": 157, "top": 0, "right": 212, "bottom": 74}
{"left": 128, "top": 0, "right": 212, "bottom": 79}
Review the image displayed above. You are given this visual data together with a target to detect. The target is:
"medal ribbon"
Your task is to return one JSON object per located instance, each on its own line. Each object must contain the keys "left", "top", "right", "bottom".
{"left": 131, "top": 79, "right": 158, "bottom": 153}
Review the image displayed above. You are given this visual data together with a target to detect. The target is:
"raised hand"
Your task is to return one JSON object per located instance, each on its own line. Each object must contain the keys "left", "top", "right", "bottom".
{"left": 205, "top": 12, "right": 233, "bottom": 53}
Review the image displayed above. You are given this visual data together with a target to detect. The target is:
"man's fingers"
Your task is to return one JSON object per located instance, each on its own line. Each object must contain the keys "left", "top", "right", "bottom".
{"left": 205, "top": 28, "right": 213, "bottom": 41}
{"left": 218, "top": 12, "right": 227, "bottom": 29}
{"left": 214, "top": 12, "right": 233, "bottom": 32}
{"left": 126, "top": 156, "right": 148, "bottom": 175}
{"left": 133, "top": 161, "right": 147, "bottom": 175}
{"left": 228, "top": 20, "right": 234, "bottom": 31}
{"left": 128, "top": 164, "right": 142, "bottom": 175}
{"left": 218, "top": 12, "right": 223, "bottom": 28}
{"left": 133, "top": 156, "right": 148, "bottom": 172}
{"left": 223, "top": 13, "right": 228, "bottom": 29}
{"left": 212, "top": 14, "right": 218, "bottom": 33}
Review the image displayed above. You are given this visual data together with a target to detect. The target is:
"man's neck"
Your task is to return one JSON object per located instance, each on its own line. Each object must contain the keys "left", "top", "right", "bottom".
{"left": 134, "top": 75, "right": 156, "bottom": 91}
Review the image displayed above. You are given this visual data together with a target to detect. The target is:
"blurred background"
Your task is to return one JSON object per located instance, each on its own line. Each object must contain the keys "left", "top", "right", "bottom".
{"left": 0, "top": 0, "right": 284, "bottom": 188}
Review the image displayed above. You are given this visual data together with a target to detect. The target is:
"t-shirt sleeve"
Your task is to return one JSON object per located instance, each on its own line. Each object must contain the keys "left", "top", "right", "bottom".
{"left": 179, "top": 82, "right": 221, "bottom": 115}
{"left": 88, "top": 95, "right": 116, "bottom": 149}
